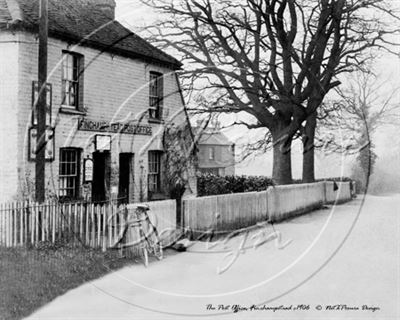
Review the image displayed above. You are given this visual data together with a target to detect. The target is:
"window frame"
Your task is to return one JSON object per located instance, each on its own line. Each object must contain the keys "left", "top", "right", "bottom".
{"left": 59, "top": 148, "right": 81, "bottom": 200}
{"left": 209, "top": 147, "right": 215, "bottom": 160}
{"left": 148, "top": 151, "right": 162, "bottom": 194}
{"left": 148, "top": 72, "right": 163, "bottom": 120}
{"left": 61, "top": 51, "right": 84, "bottom": 111}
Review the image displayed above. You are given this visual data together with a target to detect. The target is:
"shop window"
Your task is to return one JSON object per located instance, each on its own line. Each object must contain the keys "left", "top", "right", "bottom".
{"left": 149, "top": 72, "right": 163, "bottom": 120}
{"left": 148, "top": 151, "right": 162, "bottom": 194}
{"left": 59, "top": 148, "right": 80, "bottom": 199}
{"left": 62, "top": 51, "right": 84, "bottom": 110}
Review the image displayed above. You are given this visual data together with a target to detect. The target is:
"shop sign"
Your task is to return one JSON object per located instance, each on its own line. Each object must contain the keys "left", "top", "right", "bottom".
{"left": 78, "top": 118, "right": 152, "bottom": 136}
{"left": 32, "top": 81, "right": 52, "bottom": 126}
{"left": 28, "top": 127, "right": 55, "bottom": 161}
{"left": 84, "top": 158, "right": 93, "bottom": 183}
{"left": 95, "top": 134, "right": 111, "bottom": 151}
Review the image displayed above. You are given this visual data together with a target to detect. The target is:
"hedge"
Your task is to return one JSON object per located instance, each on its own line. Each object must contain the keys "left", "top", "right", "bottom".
{"left": 197, "top": 174, "right": 274, "bottom": 196}
{"left": 197, "top": 174, "right": 353, "bottom": 197}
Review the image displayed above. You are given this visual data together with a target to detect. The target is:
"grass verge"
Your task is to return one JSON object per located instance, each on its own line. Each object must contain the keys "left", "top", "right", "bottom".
{"left": 0, "top": 243, "right": 134, "bottom": 320}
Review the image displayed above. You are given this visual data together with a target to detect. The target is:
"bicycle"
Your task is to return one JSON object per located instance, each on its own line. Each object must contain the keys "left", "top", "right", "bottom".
{"left": 111, "top": 203, "right": 163, "bottom": 267}
{"left": 130, "top": 203, "right": 163, "bottom": 267}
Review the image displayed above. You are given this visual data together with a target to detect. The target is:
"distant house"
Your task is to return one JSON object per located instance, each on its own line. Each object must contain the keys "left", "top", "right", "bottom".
{"left": 196, "top": 125, "right": 235, "bottom": 176}
{"left": 0, "top": 0, "right": 196, "bottom": 203}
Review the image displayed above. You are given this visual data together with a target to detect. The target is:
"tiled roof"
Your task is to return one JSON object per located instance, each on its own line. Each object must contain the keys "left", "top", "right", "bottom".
{"left": 0, "top": 0, "right": 181, "bottom": 69}
{"left": 194, "top": 128, "right": 234, "bottom": 146}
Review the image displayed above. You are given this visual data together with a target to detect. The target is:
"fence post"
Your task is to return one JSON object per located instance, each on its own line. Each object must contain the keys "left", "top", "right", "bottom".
{"left": 79, "top": 203, "right": 83, "bottom": 245}
{"left": 108, "top": 204, "right": 112, "bottom": 248}
{"left": 0, "top": 203, "right": 4, "bottom": 246}
{"left": 12, "top": 202, "right": 16, "bottom": 247}
{"left": 84, "top": 203, "right": 88, "bottom": 246}
{"left": 86, "top": 204, "right": 90, "bottom": 246}
{"left": 31, "top": 204, "right": 35, "bottom": 245}
{"left": 35, "top": 202, "right": 38, "bottom": 244}
{"left": 40, "top": 202, "right": 44, "bottom": 242}
{"left": 35, "top": 204, "right": 39, "bottom": 244}
{"left": 5, "top": 203, "right": 8, "bottom": 247}
{"left": 29, "top": 202, "right": 32, "bottom": 245}
{"left": 18, "top": 201, "right": 22, "bottom": 246}
{"left": 21, "top": 202, "right": 25, "bottom": 245}
{"left": 97, "top": 205, "right": 101, "bottom": 248}
{"left": 0, "top": 203, "right": 3, "bottom": 246}
{"left": 2, "top": 203, "right": 6, "bottom": 246}
{"left": 11, "top": 202, "right": 18, "bottom": 247}
{"left": 23, "top": 202, "right": 27, "bottom": 246}
{"left": 102, "top": 204, "right": 106, "bottom": 252}
{"left": 90, "top": 204, "right": 95, "bottom": 247}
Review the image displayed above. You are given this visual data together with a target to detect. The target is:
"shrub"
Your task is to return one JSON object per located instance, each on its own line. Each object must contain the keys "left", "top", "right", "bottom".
{"left": 197, "top": 174, "right": 274, "bottom": 196}
{"left": 197, "top": 174, "right": 353, "bottom": 196}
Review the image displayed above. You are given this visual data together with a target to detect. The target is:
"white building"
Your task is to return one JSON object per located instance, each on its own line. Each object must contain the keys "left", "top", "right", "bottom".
{"left": 0, "top": 0, "right": 196, "bottom": 203}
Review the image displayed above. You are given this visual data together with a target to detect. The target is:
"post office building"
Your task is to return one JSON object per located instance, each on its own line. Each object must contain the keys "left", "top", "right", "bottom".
{"left": 0, "top": 0, "right": 196, "bottom": 203}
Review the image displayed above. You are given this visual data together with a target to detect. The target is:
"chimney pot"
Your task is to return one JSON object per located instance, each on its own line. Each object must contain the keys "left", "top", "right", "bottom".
{"left": 86, "top": 0, "right": 116, "bottom": 20}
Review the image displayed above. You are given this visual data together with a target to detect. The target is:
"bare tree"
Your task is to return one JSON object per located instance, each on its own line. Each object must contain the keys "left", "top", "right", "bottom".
{"left": 317, "top": 71, "right": 400, "bottom": 190}
{"left": 142, "top": 0, "right": 400, "bottom": 184}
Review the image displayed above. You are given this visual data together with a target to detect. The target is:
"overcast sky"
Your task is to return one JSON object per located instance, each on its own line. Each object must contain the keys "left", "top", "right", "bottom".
{"left": 115, "top": 1, "right": 400, "bottom": 179}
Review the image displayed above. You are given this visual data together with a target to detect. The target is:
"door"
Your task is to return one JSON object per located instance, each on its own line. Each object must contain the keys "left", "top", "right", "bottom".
{"left": 118, "top": 153, "right": 134, "bottom": 204}
{"left": 92, "top": 152, "right": 110, "bottom": 203}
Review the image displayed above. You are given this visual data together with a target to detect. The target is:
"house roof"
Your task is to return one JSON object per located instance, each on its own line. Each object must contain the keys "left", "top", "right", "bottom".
{"left": 195, "top": 128, "right": 234, "bottom": 146}
{"left": 0, "top": 0, "right": 182, "bottom": 69}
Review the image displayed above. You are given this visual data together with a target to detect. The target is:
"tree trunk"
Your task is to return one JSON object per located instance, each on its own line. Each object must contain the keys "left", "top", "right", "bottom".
{"left": 302, "top": 112, "right": 317, "bottom": 183}
{"left": 272, "top": 132, "right": 293, "bottom": 185}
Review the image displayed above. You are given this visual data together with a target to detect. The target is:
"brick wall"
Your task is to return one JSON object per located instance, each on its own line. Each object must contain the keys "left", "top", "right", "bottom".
{"left": 5, "top": 30, "right": 192, "bottom": 202}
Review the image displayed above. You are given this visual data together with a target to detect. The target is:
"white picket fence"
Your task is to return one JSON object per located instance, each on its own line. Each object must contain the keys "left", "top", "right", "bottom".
{"left": 0, "top": 181, "right": 354, "bottom": 247}
{"left": 183, "top": 191, "right": 268, "bottom": 233}
{"left": 183, "top": 181, "right": 353, "bottom": 233}
{"left": 267, "top": 182, "right": 326, "bottom": 221}
{"left": 325, "top": 181, "right": 354, "bottom": 203}
{"left": 0, "top": 200, "right": 176, "bottom": 248}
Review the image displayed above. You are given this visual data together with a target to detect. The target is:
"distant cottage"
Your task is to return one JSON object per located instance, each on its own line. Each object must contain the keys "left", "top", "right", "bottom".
{"left": 196, "top": 123, "right": 235, "bottom": 176}
{"left": 0, "top": 0, "right": 196, "bottom": 203}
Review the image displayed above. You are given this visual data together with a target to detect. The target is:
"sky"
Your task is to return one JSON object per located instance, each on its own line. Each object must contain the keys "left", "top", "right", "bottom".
{"left": 115, "top": 1, "right": 400, "bottom": 183}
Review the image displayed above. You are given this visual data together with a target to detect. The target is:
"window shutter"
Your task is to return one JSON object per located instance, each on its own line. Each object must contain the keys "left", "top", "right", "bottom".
{"left": 78, "top": 55, "right": 85, "bottom": 111}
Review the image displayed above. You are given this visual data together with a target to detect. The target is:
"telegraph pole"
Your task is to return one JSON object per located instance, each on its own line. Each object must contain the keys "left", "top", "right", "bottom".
{"left": 35, "top": 0, "right": 48, "bottom": 203}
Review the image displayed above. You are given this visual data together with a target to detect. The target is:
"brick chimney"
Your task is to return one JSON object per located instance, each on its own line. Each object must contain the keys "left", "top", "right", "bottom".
{"left": 85, "top": 0, "right": 116, "bottom": 20}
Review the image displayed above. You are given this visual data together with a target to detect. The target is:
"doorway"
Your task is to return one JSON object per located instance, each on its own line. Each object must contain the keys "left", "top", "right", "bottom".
{"left": 92, "top": 152, "right": 111, "bottom": 203}
{"left": 118, "top": 153, "right": 134, "bottom": 204}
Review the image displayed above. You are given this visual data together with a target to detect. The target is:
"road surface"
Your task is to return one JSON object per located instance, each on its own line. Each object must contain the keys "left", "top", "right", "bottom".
{"left": 27, "top": 194, "right": 399, "bottom": 319}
